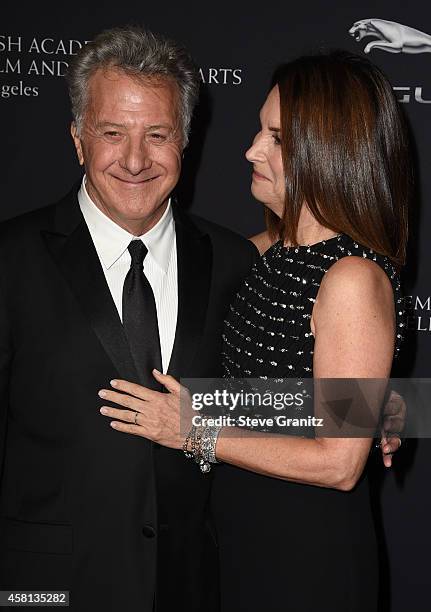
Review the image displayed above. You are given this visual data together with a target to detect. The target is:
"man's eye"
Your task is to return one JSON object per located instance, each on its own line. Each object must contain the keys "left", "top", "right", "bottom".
{"left": 102, "top": 131, "right": 123, "bottom": 140}
{"left": 149, "top": 133, "right": 167, "bottom": 141}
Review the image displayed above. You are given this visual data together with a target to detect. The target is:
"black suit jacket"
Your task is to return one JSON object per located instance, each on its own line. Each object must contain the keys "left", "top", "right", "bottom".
{"left": 0, "top": 186, "right": 258, "bottom": 611}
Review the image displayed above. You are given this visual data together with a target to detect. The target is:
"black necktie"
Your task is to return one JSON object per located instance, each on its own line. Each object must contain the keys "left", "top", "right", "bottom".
{"left": 122, "top": 240, "right": 162, "bottom": 388}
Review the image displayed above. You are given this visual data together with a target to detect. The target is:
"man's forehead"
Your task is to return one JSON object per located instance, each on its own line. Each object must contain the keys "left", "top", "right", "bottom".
{"left": 85, "top": 68, "right": 179, "bottom": 123}
{"left": 88, "top": 67, "right": 177, "bottom": 99}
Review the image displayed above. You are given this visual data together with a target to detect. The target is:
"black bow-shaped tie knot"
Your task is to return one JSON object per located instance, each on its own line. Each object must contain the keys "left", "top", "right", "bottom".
{"left": 128, "top": 240, "right": 148, "bottom": 266}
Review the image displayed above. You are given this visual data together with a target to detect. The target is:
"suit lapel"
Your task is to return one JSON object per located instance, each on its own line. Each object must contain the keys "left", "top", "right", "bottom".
{"left": 41, "top": 188, "right": 212, "bottom": 383}
{"left": 167, "top": 202, "right": 213, "bottom": 378}
{"left": 41, "top": 187, "right": 139, "bottom": 383}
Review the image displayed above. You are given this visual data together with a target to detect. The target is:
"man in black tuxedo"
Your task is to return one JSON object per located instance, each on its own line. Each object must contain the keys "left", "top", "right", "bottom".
{"left": 0, "top": 26, "right": 257, "bottom": 611}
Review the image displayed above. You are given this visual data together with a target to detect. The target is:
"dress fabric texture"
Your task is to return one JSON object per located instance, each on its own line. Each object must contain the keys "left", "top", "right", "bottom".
{"left": 211, "top": 233, "right": 404, "bottom": 612}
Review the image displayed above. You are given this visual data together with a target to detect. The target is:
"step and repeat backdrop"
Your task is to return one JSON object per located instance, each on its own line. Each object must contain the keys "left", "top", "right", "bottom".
{"left": 2, "top": 1, "right": 430, "bottom": 609}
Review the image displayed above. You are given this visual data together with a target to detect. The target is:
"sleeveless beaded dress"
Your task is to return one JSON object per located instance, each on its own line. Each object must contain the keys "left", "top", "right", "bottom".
{"left": 211, "top": 233, "right": 404, "bottom": 612}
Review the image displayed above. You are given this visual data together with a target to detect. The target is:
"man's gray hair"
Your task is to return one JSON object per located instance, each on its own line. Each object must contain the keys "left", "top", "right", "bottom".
{"left": 66, "top": 26, "right": 200, "bottom": 147}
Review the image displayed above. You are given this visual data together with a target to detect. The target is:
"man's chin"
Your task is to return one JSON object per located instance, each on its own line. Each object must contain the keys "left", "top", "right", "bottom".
{"left": 108, "top": 182, "right": 166, "bottom": 208}
{"left": 116, "top": 196, "right": 170, "bottom": 221}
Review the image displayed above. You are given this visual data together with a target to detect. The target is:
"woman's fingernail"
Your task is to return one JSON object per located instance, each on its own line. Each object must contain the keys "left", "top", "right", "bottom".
{"left": 100, "top": 407, "right": 108, "bottom": 415}
{"left": 110, "top": 380, "right": 118, "bottom": 387}
{"left": 110, "top": 422, "right": 118, "bottom": 429}
{"left": 99, "top": 390, "right": 107, "bottom": 398}
{"left": 153, "top": 369, "right": 161, "bottom": 375}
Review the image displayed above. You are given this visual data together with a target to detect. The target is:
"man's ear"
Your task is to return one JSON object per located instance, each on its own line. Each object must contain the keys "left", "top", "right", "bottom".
{"left": 70, "top": 122, "right": 84, "bottom": 166}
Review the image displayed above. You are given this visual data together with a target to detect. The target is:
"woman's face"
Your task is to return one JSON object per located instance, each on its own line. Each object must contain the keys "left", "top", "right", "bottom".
{"left": 246, "top": 86, "right": 285, "bottom": 217}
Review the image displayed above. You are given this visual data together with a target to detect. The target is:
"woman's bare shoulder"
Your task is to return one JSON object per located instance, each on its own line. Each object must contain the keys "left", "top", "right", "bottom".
{"left": 249, "top": 230, "right": 276, "bottom": 255}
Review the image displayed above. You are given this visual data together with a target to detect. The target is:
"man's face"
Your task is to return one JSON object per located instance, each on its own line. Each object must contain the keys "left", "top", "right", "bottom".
{"left": 71, "top": 68, "right": 183, "bottom": 233}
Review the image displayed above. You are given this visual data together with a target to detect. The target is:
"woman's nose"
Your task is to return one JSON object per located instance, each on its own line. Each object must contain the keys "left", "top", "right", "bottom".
{"left": 245, "top": 133, "right": 265, "bottom": 163}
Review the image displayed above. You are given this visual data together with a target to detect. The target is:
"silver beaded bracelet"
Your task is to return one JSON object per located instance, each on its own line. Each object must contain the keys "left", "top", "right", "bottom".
{"left": 201, "top": 425, "right": 222, "bottom": 466}
{"left": 183, "top": 424, "right": 222, "bottom": 473}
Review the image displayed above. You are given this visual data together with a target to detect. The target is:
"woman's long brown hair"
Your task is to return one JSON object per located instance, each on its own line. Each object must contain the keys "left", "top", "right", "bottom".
{"left": 266, "top": 50, "right": 412, "bottom": 267}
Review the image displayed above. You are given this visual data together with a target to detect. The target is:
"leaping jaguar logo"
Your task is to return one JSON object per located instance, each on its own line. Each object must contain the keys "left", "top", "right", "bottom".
{"left": 349, "top": 19, "right": 431, "bottom": 54}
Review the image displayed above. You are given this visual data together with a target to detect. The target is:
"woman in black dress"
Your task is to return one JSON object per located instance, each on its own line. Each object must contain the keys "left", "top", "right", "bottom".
{"left": 207, "top": 51, "right": 410, "bottom": 611}
{"left": 100, "top": 51, "right": 410, "bottom": 611}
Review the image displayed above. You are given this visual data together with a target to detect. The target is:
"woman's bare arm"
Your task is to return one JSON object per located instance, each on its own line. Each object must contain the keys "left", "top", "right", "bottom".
{"left": 215, "top": 256, "right": 396, "bottom": 490}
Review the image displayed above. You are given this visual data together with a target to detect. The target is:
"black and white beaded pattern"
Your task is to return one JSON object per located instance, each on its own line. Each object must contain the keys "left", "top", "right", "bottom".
{"left": 221, "top": 233, "right": 405, "bottom": 381}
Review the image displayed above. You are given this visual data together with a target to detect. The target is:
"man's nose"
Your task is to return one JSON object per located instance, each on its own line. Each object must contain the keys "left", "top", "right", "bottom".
{"left": 120, "top": 138, "right": 152, "bottom": 175}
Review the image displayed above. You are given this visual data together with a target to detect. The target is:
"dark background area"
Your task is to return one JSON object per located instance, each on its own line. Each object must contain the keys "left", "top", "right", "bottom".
{"left": 2, "top": 1, "right": 430, "bottom": 608}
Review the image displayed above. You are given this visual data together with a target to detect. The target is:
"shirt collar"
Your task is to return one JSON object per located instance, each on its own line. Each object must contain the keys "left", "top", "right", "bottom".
{"left": 78, "top": 175, "right": 175, "bottom": 273}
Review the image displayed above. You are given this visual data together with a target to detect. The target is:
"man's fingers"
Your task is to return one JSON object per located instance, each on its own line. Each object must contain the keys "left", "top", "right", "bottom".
{"left": 383, "top": 416, "right": 404, "bottom": 434}
{"left": 100, "top": 406, "right": 139, "bottom": 423}
{"left": 98, "top": 389, "right": 146, "bottom": 412}
{"left": 109, "top": 379, "right": 156, "bottom": 401}
{"left": 152, "top": 369, "right": 181, "bottom": 394}
{"left": 110, "top": 421, "right": 147, "bottom": 437}
{"left": 383, "top": 453, "right": 393, "bottom": 468}
{"left": 383, "top": 435, "right": 402, "bottom": 455}
{"left": 384, "top": 401, "right": 406, "bottom": 418}
{"left": 383, "top": 402, "right": 400, "bottom": 417}
{"left": 385, "top": 391, "right": 407, "bottom": 418}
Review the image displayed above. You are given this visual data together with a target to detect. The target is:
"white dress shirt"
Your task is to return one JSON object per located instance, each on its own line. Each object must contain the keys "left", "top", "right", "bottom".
{"left": 78, "top": 176, "right": 178, "bottom": 373}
